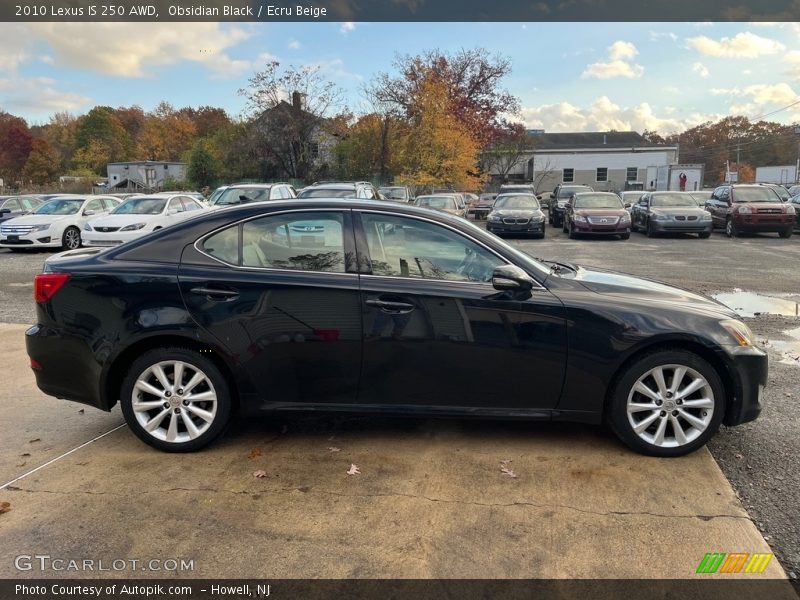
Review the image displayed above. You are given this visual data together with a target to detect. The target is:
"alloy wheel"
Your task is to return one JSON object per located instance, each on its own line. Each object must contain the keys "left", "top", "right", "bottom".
{"left": 625, "top": 364, "right": 714, "bottom": 448}
{"left": 131, "top": 360, "right": 218, "bottom": 444}
{"left": 64, "top": 228, "right": 81, "bottom": 249}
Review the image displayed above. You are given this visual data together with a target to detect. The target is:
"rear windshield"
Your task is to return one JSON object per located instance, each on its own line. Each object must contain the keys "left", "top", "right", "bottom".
{"left": 379, "top": 187, "right": 408, "bottom": 199}
{"left": 558, "top": 186, "right": 592, "bottom": 198}
{"left": 112, "top": 198, "right": 167, "bottom": 215}
{"left": 214, "top": 187, "right": 271, "bottom": 206}
{"left": 416, "top": 196, "right": 456, "bottom": 209}
{"left": 574, "top": 194, "right": 623, "bottom": 209}
{"left": 732, "top": 187, "right": 781, "bottom": 203}
{"left": 651, "top": 194, "right": 697, "bottom": 207}
{"left": 297, "top": 188, "right": 356, "bottom": 198}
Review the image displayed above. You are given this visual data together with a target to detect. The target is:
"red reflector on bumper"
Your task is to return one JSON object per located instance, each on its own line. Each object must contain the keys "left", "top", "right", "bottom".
{"left": 30, "top": 358, "right": 42, "bottom": 370}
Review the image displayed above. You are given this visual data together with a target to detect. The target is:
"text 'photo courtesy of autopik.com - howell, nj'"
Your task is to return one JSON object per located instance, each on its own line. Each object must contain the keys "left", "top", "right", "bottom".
{"left": 1, "top": 1, "right": 800, "bottom": 600}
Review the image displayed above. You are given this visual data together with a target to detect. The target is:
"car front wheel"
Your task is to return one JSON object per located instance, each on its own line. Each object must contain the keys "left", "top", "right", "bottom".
{"left": 62, "top": 226, "right": 81, "bottom": 250}
{"left": 120, "top": 348, "right": 233, "bottom": 452}
{"left": 726, "top": 218, "right": 738, "bottom": 238}
{"left": 608, "top": 350, "right": 724, "bottom": 457}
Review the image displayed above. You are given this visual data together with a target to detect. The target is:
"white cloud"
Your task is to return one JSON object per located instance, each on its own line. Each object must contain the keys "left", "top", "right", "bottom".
{"left": 648, "top": 31, "right": 677, "bottom": 42}
{"left": 340, "top": 22, "right": 357, "bottom": 35}
{"left": 519, "top": 96, "right": 716, "bottom": 135}
{"left": 687, "top": 32, "right": 785, "bottom": 58}
{"left": 288, "top": 39, "right": 301, "bottom": 49}
{"left": 692, "top": 62, "right": 710, "bottom": 78}
{"left": 582, "top": 40, "right": 643, "bottom": 79}
{"left": 0, "top": 75, "right": 90, "bottom": 115}
{"left": 0, "top": 24, "right": 31, "bottom": 72}
{"left": 785, "top": 50, "right": 800, "bottom": 64}
{"left": 26, "top": 23, "right": 253, "bottom": 78}
{"left": 305, "top": 58, "right": 362, "bottom": 81}
{"left": 608, "top": 40, "right": 638, "bottom": 61}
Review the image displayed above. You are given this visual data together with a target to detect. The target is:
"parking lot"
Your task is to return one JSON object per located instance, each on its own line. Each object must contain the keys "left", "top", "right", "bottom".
{"left": 0, "top": 224, "right": 798, "bottom": 580}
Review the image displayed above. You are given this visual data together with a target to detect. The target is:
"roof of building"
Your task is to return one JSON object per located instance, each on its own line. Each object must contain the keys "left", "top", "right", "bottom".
{"left": 527, "top": 131, "right": 674, "bottom": 150}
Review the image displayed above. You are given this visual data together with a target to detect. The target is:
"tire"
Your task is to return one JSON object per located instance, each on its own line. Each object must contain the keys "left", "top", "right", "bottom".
{"left": 568, "top": 222, "right": 577, "bottom": 239}
{"left": 120, "top": 347, "right": 233, "bottom": 452}
{"left": 62, "top": 226, "right": 81, "bottom": 250}
{"left": 562, "top": 219, "right": 568, "bottom": 233}
{"left": 631, "top": 220, "right": 639, "bottom": 233}
{"left": 620, "top": 233, "right": 630, "bottom": 240}
{"left": 607, "top": 349, "right": 725, "bottom": 457}
{"left": 725, "top": 218, "right": 738, "bottom": 238}
{"left": 646, "top": 220, "right": 656, "bottom": 238}
{"left": 699, "top": 231, "right": 711, "bottom": 239}
{"left": 779, "top": 228, "right": 792, "bottom": 239}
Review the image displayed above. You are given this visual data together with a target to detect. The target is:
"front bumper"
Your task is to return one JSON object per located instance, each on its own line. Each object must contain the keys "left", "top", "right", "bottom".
{"left": 650, "top": 220, "right": 713, "bottom": 233}
{"left": 573, "top": 221, "right": 630, "bottom": 235}
{"left": 83, "top": 229, "right": 147, "bottom": 247}
{"left": 723, "top": 345, "right": 768, "bottom": 426}
{"left": 487, "top": 220, "right": 545, "bottom": 234}
{"left": 0, "top": 231, "right": 60, "bottom": 248}
{"left": 733, "top": 215, "right": 794, "bottom": 232}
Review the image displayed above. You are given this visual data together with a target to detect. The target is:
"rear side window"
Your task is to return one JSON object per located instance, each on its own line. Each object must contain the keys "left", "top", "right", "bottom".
{"left": 203, "top": 226, "right": 240, "bottom": 265}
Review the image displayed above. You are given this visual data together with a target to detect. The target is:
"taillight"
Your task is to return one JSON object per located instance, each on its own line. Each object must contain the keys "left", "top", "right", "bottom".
{"left": 34, "top": 273, "right": 70, "bottom": 303}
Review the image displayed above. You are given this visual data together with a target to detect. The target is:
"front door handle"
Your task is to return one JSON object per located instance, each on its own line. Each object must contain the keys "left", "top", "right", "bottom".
{"left": 365, "top": 299, "right": 416, "bottom": 313}
{"left": 190, "top": 286, "right": 239, "bottom": 300}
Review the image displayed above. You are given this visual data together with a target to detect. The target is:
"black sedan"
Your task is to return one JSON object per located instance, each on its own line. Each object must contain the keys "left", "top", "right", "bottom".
{"left": 26, "top": 200, "right": 766, "bottom": 456}
{"left": 0, "top": 195, "right": 44, "bottom": 224}
{"left": 631, "top": 191, "right": 713, "bottom": 238}
{"left": 486, "top": 193, "right": 546, "bottom": 238}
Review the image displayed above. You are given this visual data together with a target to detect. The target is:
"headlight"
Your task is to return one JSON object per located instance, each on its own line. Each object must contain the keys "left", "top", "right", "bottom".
{"left": 531, "top": 214, "right": 545, "bottom": 222}
{"left": 120, "top": 223, "right": 146, "bottom": 232}
{"left": 84, "top": 223, "right": 93, "bottom": 231}
{"left": 720, "top": 319, "right": 755, "bottom": 347}
{"left": 700, "top": 211, "right": 712, "bottom": 221}
{"left": 787, "top": 204, "right": 796, "bottom": 215}
{"left": 620, "top": 213, "right": 631, "bottom": 223}
{"left": 650, "top": 213, "right": 668, "bottom": 221}
{"left": 574, "top": 214, "right": 587, "bottom": 222}
{"left": 737, "top": 206, "right": 752, "bottom": 214}
{"left": 487, "top": 214, "right": 501, "bottom": 222}
{"left": 31, "top": 224, "right": 50, "bottom": 232}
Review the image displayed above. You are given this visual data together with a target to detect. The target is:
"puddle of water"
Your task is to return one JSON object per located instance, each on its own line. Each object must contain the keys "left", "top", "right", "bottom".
{"left": 761, "top": 327, "right": 800, "bottom": 367}
{"left": 712, "top": 291, "right": 800, "bottom": 318}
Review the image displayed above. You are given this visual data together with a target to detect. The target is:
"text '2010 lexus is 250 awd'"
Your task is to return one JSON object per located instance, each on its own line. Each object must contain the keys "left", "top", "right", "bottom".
{"left": 26, "top": 199, "right": 767, "bottom": 456}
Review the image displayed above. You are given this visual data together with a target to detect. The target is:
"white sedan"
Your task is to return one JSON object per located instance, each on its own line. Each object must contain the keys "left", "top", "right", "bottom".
{"left": 82, "top": 193, "right": 206, "bottom": 247}
{"left": 0, "top": 195, "right": 121, "bottom": 250}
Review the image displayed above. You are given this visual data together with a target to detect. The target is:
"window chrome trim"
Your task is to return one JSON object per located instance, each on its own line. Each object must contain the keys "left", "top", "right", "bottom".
{"left": 357, "top": 209, "right": 547, "bottom": 290}
{"left": 193, "top": 207, "right": 356, "bottom": 276}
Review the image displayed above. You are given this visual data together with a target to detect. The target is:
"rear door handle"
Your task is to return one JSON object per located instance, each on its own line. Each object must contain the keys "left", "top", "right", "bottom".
{"left": 190, "top": 286, "right": 239, "bottom": 300}
{"left": 365, "top": 299, "right": 415, "bottom": 313}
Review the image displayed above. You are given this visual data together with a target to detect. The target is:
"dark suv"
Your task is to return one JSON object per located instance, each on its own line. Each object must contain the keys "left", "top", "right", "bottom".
{"left": 706, "top": 184, "right": 795, "bottom": 238}
{"left": 297, "top": 181, "right": 379, "bottom": 199}
{"left": 550, "top": 184, "right": 593, "bottom": 227}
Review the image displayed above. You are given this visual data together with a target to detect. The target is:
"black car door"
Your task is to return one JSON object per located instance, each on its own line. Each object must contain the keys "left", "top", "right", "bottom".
{"left": 707, "top": 187, "right": 730, "bottom": 228}
{"left": 638, "top": 194, "right": 651, "bottom": 228}
{"left": 178, "top": 209, "right": 363, "bottom": 406}
{"left": 353, "top": 210, "right": 567, "bottom": 411}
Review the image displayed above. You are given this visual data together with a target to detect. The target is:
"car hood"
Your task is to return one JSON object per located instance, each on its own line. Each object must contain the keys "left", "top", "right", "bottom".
{"left": 1, "top": 213, "right": 71, "bottom": 226}
{"left": 89, "top": 213, "right": 159, "bottom": 227}
{"left": 490, "top": 209, "right": 543, "bottom": 218}
{"left": 573, "top": 208, "right": 628, "bottom": 217}
{"left": 734, "top": 202, "right": 785, "bottom": 210}
{"left": 570, "top": 266, "right": 736, "bottom": 317}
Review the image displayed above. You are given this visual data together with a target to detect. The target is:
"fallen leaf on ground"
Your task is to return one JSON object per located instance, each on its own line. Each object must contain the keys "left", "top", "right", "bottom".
{"left": 253, "top": 470, "right": 267, "bottom": 478}
{"left": 347, "top": 464, "right": 361, "bottom": 476}
{"left": 500, "top": 466, "right": 517, "bottom": 478}
{"left": 20, "top": 453, "right": 30, "bottom": 457}
{"left": 248, "top": 448, "right": 262, "bottom": 460}
{"left": 500, "top": 459, "right": 513, "bottom": 465}
{"left": 0, "top": 502, "right": 11, "bottom": 514}
{"left": 28, "top": 439, "right": 40, "bottom": 443}
{"left": 328, "top": 447, "right": 341, "bottom": 453}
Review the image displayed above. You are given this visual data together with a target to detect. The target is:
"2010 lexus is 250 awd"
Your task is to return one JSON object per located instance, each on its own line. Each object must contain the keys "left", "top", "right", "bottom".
{"left": 26, "top": 200, "right": 767, "bottom": 456}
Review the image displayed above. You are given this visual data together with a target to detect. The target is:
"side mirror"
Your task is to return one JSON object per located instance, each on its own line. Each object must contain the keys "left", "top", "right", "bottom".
{"left": 492, "top": 264, "right": 535, "bottom": 292}
{"left": 83, "top": 210, "right": 95, "bottom": 216}
{"left": 624, "top": 202, "right": 632, "bottom": 209}
{"left": 0, "top": 208, "right": 9, "bottom": 215}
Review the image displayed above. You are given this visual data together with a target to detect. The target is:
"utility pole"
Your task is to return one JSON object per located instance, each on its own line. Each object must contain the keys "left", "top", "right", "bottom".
{"left": 736, "top": 143, "right": 741, "bottom": 181}
{"left": 795, "top": 124, "right": 800, "bottom": 184}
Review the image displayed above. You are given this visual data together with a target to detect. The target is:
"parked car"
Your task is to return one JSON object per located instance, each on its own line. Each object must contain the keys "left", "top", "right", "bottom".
{"left": 83, "top": 194, "right": 206, "bottom": 247}
{"left": 27, "top": 199, "right": 766, "bottom": 456}
{"left": 631, "top": 192, "right": 713, "bottom": 238}
{"left": 0, "top": 196, "right": 44, "bottom": 225}
{"left": 791, "top": 194, "right": 800, "bottom": 232}
{"left": 787, "top": 184, "right": 800, "bottom": 197}
{"left": 472, "top": 193, "right": 497, "bottom": 220}
{"left": 378, "top": 186, "right": 415, "bottom": 203}
{"left": 757, "top": 183, "right": 791, "bottom": 203}
{"left": 297, "top": 181, "right": 379, "bottom": 199}
{"left": 687, "top": 190, "right": 714, "bottom": 207}
{"left": 619, "top": 191, "right": 644, "bottom": 211}
{"left": 705, "top": 184, "right": 795, "bottom": 238}
{"left": 461, "top": 192, "right": 480, "bottom": 212}
{"left": 551, "top": 184, "right": 594, "bottom": 227}
{"left": 210, "top": 183, "right": 296, "bottom": 207}
{"left": 0, "top": 195, "right": 121, "bottom": 250}
{"left": 499, "top": 184, "right": 547, "bottom": 208}
{"left": 414, "top": 194, "right": 467, "bottom": 218}
{"left": 208, "top": 185, "right": 229, "bottom": 205}
{"left": 563, "top": 192, "right": 631, "bottom": 239}
{"left": 486, "top": 193, "right": 546, "bottom": 238}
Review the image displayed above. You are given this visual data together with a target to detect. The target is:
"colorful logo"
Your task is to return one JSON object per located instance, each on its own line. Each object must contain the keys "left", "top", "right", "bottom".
{"left": 696, "top": 552, "right": 773, "bottom": 574}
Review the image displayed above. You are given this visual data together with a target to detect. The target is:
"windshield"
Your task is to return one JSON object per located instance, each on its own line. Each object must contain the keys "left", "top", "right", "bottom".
{"left": 574, "top": 194, "right": 623, "bottom": 209}
{"left": 558, "top": 186, "right": 592, "bottom": 199}
{"left": 417, "top": 196, "right": 456, "bottom": 209}
{"left": 34, "top": 199, "right": 83, "bottom": 215}
{"left": 297, "top": 188, "right": 356, "bottom": 198}
{"left": 733, "top": 187, "right": 781, "bottom": 203}
{"left": 501, "top": 186, "right": 533, "bottom": 193}
{"left": 214, "top": 187, "right": 271, "bottom": 205}
{"left": 112, "top": 198, "right": 167, "bottom": 215}
{"left": 767, "top": 186, "right": 790, "bottom": 201}
{"left": 651, "top": 194, "right": 697, "bottom": 207}
{"left": 379, "top": 187, "right": 407, "bottom": 199}
{"left": 494, "top": 195, "right": 539, "bottom": 209}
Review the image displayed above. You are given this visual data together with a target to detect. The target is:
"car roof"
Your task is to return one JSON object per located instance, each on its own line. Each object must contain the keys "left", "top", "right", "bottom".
{"left": 306, "top": 182, "right": 359, "bottom": 189}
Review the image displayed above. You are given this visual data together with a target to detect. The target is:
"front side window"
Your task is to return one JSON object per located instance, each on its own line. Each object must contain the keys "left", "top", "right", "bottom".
{"left": 1, "top": 198, "right": 21, "bottom": 212}
{"left": 202, "top": 212, "right": 346, "bottom": 273}
{"left": 596, "top": 167, "right": 608, "bottom": 182}
{"left": 168, "top": 197, "right": 184, "bottom": 213}
{"left": 182, "top": 197, "right": 203, "bottom": 211}
{"left": 84, "top": 198, "right": 106, "bottom": 214}
{"left": 360, "top": 213, "right": 504, "bottom": 283}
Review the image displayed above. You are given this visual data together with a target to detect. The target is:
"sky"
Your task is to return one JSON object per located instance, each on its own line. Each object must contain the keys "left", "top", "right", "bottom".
{"left": 2, "top": 21, "right": 800, "bottom": 134}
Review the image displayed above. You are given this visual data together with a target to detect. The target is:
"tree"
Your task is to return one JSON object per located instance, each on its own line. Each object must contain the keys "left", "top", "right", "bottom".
{"left": 239, "top": 60, "right": 345, "bottom": 180}
{"left": 136, "top": 102, "right": 197, "bottom": 161}
{"left": 335, "top": 112, "right": 403, "bottom": 180}
{"left": 0, "top": 111, "right": 34, "bottom": 181}
{"left": 44, "top": 112, "right": 79, "bottom": 172}
{"left": 479, "top": 123, "right": 530, "bottom": 182}
{"left": 188, "top": 140, "right": 218, "bottom": 188}
{"left": 73, "top": 139, "right": 112, "bottom": 174}
{"left": 22, "top": 139, "right": 61, "bottom": 185}
{"left": 74, "top": 107, "right": 132, "bottom": 172}
{"left": 719, "top": 162, "right": 755, "bottom": 183}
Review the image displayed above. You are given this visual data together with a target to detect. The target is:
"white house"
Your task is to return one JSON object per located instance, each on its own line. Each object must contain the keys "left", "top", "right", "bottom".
{"left": 106, "top": 161, "right": 188, "bottom": 191}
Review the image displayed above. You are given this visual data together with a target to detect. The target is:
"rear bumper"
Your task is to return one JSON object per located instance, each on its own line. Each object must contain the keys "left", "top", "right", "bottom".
{"left": 724, "top": 345, "right": 768, "bottom": 426}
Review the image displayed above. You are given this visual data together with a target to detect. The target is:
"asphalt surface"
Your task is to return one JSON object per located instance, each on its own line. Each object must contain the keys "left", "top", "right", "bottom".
{"left": 1, "top": 221, "right": 799, "bottom": 581}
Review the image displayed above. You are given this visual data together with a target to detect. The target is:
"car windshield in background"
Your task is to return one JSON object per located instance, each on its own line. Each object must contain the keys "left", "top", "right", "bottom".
{"left": 733, "top": 187, "right": 780, "bottom": 203}
{"left": 651, "top": 194, "right": 697, "bottom": 207}
{"left": 298, "top": 188, "right": 356, "bottom": 198}
{"left": 214, "top": 187, "right": 270, "bottom": 205}
{"left": 379, "top": 187, "right": 408, "bottom": 199}
{"left": 112, "top": 198, "right": 167, "bottom": 215}
{"left": 33, "top": 199, "right": 83, "bottom": 215}
{"left": 417, "top": 196, "right": 455, "bottom": 209}
{"left": 559, "top": 187, "right": 591, "bottom": 198}
{"left": 574, "top": 194, "right": 623, "bottom": 209}
{"left": 494, "top": 195, "right": 539, "bottom": 209}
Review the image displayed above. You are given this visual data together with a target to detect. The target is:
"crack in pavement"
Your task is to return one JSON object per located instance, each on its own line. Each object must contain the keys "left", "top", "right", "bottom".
{"left": 4, "top": 485, "right": 750, "bottom": 522}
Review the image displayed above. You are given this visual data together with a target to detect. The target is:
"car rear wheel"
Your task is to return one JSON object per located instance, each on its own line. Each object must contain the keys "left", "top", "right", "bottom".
{"left": 62, "top": 226, "right": 81, "bottom": 250}
{"left": 608, "top": 350, "right": 724, "bottom": 457}
{"left": 779, "top": 228, "right": 792, "bottom": 239}
{"left": 726, "top": 218, "right": 738, "bottom": 238}
{"left": 568, "top": 222, "right": 577, "bottom": 239}
{"left": 120, "top": 348, "right": 233, "bottom": 452}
